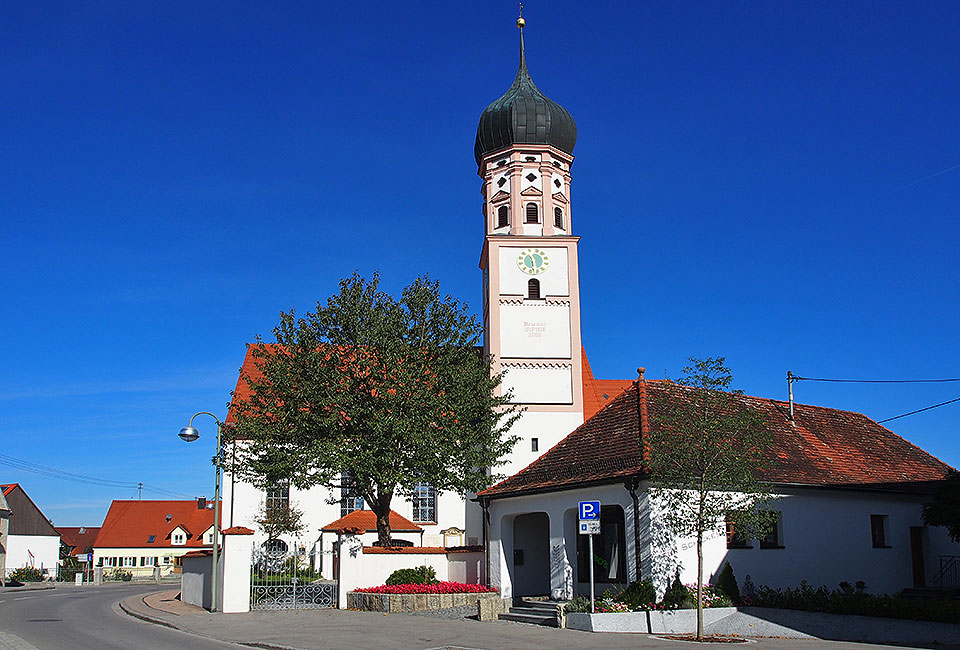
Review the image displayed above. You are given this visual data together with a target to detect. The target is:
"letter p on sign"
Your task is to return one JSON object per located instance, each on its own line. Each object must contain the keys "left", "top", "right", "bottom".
{"left": 579, "top": 500, "right": 600, "bottom": 520}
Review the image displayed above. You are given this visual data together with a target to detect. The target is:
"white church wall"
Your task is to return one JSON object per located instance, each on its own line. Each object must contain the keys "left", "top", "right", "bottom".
{"left": 500, "top": 365, "right": 572, "bottom": 405}
{"left": 499, "top": 303, "right": 571, "bottom": 359}
{"left": 496, "top": 410, "right": 585, "bottom": 477}
{"left": 497, "top": 247, "right": 569, "bottom": 297}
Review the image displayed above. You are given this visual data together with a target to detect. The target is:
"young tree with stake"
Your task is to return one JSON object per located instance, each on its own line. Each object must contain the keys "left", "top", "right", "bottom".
{"left": 647, "top": 358, "right": 776, "bottom": 641}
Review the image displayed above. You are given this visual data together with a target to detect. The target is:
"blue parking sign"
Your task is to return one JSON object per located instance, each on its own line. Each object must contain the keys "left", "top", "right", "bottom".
{"left": 579, "top": 500, "right": 600, "bottom": 520}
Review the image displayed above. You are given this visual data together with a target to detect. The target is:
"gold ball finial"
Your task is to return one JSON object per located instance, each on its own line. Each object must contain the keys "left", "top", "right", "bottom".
{"left": 517, "top": 16, "right": 525, "bottom": 28}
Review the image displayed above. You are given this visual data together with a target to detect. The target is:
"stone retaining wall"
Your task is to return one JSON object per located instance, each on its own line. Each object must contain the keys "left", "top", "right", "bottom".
{"left": 347, "top": 591, "right": 504, "bottom": 614}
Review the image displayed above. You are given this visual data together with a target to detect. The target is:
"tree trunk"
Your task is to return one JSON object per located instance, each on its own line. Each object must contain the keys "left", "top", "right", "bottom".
{"left": 696, "top": 531, "right": 704, "bottom": 641}
{"left": 372, "top": 493, "right": 393, "bottom": 546}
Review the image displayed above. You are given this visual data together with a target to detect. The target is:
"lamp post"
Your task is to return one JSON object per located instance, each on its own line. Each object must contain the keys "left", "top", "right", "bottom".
{"left": 178, "top": 411, "right": 222, "bottom": 613}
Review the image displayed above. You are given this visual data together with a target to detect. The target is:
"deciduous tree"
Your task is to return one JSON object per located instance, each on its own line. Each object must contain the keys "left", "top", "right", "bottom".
{"left": 232, "top": 272, "right": 520, "bottom": 545}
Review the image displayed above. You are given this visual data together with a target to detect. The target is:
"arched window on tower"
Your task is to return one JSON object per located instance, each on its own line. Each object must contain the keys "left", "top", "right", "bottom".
{"left": 527, "top": 278, "right": 541, "bottom": 300}
{"left": 497, "top": 205, "right": 509, "bottom": 229}
{"left": 554, "top": 207, "right": 564, "bottom": 229}
{"left": 525, "top": 203, "right": 539, "bottom": 224}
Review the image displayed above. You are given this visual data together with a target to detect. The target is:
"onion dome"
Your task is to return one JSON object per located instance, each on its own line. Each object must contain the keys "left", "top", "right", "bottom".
{"left": 474, "top": 24, "right": 577, "bottom": 165}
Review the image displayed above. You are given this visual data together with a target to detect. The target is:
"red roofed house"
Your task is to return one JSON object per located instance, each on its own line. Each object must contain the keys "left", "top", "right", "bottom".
{"left": 93, "top": 499, "right": 217, "bottom": 577}
{"left": 478, "top": 376, "right": 959, "bottom": 599}
{"left": 0, "top": 484, "right": 60, "bottom": 580}
{"left": 57, "top": 526, "right": 101, "bottom": 562}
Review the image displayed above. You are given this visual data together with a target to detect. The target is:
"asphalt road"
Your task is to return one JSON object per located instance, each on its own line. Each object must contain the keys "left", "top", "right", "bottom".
{"left": 0, "top": 584, "right": 244, "bottom": 650}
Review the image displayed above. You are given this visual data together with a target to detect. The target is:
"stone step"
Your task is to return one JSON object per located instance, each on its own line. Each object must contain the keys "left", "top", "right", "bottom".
{"left": 499, "top": 610, "right": 558, "bottom": 627}
{"left": 517, "top": 599, "right": 563, "bottom": 612}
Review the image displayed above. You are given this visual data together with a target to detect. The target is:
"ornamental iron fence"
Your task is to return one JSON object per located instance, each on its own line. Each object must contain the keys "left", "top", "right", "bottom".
{"left": 250, "top": 538, "right": 338, "bottom": 610}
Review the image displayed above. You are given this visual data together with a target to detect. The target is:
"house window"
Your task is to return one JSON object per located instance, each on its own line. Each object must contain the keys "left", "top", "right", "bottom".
{"left": 554, "top": 207, "right": 564, "bottom": 229}
{"left": 266, "top": 481, "right": 290, "bottom": 517}
{"left": 725, "top": 515, "right": 751, "bottom": 548}
{"left": 173, "top": 533, "right": 185, "bottom": 545}
{"left": 412, "top": 482, "right": 437, "bottom": 523}
{"left": 871, "top": 514, "right": 890, "bottom": 548}
{"left": 123, "top": 556, "right": 136, "bottom": 567}
{"left": 525, "top": 203, "right": 538, "bottom": 224}
{"left": 497, "top": 205, "right": 509, "bottom": 228}
{"left": 147, "top": 535, "right": 156, "bottom": 544}
{"left": 162, "top": 556, "right": 172, "bottom": 565}
{"left": 527, "top": 278, "right": 541, "bottom": 300}
{"left": 759, "top": 512, "right": 783, "bottom": 549}
{"left": 531, "top": 437, "right": 539, "bottom": 452}
{"left": 340, "top": 470, "right": 364, "bottom": 517}
{"left": 577, "top": 505, "right": 627, "bottom": 583}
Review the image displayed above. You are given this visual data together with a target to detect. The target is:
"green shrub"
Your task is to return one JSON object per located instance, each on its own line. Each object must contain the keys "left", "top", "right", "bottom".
{"left": 715, "top": 561, "right": 740, "bottom": 604}
{"left": 105, "top": 569, "right": 133, "bottom": 582}
{"left": 564, "top": 595, "right": 592, "bottom": 613}
{"left": 9, "top": 567, "right": 44, "bottom": 582}
{"left": 614, "top": 579, "right": 657, "bottom": 610}
{"left": 662, "top": 570, "right": 693, "bottom": 609}
{"left": 385, "top": 566, "right": 437, "bottom": 586}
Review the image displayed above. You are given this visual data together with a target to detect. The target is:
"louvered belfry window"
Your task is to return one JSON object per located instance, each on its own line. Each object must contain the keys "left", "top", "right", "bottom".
{"left": 525, "top": 203, "right": 538, "bottom": 224}
{"left": 497, "top": 205, "right": 509, "bottom": 228}
{"left": 528, "top": 278, "right": 541, "bottom": 300}
{"left": 554, "top": 207, "right": 564, "bottom": 229}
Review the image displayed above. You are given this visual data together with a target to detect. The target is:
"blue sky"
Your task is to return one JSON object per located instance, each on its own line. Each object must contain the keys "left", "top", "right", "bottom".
{"left": 1, "top": 1, "right": 957, "bottom": 526}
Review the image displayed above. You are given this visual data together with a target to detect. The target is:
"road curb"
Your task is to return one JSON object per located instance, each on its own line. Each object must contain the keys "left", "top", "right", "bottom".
{"left": 117, "top": 593, "right": 302, "bottom": 650}
{"left": 0, "top": 583, "right": 56, "bottom": 593}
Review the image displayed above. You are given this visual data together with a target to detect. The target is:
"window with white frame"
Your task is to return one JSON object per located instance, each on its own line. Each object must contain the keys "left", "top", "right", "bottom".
{"left": 162, "top": 556, "right": 172, "bottom": 565}
{"left": 340, "top": 470, "right": 364, "bottom": 517}
{"left": 122, "top": 556, "right": 136, "bottom": 567}
{"left": 172, "top": 532, "right": 185, "bottom": 545}
{"left": 412, "top": 482, "right": 436, "bottom": 523}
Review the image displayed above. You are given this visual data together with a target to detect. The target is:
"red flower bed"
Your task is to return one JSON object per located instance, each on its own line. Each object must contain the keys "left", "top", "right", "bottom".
{"left": 355, "top": 581, "right": 497, "bottom": 594}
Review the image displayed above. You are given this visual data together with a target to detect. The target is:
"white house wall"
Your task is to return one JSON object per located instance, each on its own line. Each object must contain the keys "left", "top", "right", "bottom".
{"left": 4, "top": 535, "right": 60, "bottom": 578}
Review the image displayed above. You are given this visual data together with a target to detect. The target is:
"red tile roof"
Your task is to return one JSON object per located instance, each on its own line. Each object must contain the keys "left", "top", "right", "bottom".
{"left": 226, "top": 343, "right": 274, "bottom": 425}
{"left": 362, "top": 546, "right": 446, "bottom": 554}
{"left": 581, "top": 348, "right": 633, "bottom": 419}
{"left": 480, "top": 379, "right": 954, "bottom": 498}
{"left": 95, "top": 500, "right": 218, "bottom": 549}
{"left": 321, "top": 509, "right": 422, "bottom": 533}
{"left": 56, "top": 527, "right": 101, "bottom": 556}
{"left": 1, "top": 484, "right": 18, "bottom": 497}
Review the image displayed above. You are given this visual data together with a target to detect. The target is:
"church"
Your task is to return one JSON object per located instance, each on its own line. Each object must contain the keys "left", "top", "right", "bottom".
{"left": 222, "top": 17, "right": 958, "bottom": 600}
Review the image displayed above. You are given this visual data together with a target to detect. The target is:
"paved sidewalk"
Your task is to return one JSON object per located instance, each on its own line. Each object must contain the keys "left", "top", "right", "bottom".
{"left": 118, "top": 591, "right": 940, "bottom": 650}
{"left": 0, "top": 583, "right": 55, "bottom": 594}
{"left": 142, "top": 589, "right": 207, "bottom": 616}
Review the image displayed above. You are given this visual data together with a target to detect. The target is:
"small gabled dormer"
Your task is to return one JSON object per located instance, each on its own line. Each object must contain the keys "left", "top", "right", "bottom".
{"left": 200, "top": 525, "right": 216, "bottom": 546}
{"left": 168, "top": 525, "right": 191, "bottom": 546}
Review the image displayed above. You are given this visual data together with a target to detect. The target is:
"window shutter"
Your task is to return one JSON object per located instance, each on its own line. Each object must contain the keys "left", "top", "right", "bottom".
{"left": 525, "top": 203, "right": 538, "bottom": 224}
{"left": 527, "top": 279, "right": 541, "bottom": 300}
{"left": 554, "top": 207, "right": 563, "bottom": 229}
{"left": 497, "top": 205, "right": 509, "bottom": 228}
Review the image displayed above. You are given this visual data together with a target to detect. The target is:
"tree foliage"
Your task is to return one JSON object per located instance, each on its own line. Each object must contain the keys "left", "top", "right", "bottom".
{"left": 647, "top": 357, "right": 775, "bottom": 639}
{"left": 922, "top": 470, "right": 960, "bottom": 542}
{"left": 231, "top": 272, "right": 521, "bottom": 545}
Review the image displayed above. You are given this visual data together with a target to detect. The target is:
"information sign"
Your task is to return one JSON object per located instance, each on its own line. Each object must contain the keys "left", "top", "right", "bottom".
{"left": 578, "top": 520, "right": 601, "bottom": 535}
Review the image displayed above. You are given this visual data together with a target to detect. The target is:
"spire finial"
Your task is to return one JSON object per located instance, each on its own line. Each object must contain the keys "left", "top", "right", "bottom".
{"left": 517, "top": 2, "right": 525, "bottom": 28}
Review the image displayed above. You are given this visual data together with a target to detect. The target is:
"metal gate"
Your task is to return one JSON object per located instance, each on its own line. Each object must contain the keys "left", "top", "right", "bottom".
{"left": 250, "top": 539, "right": 338, "bottom": 610}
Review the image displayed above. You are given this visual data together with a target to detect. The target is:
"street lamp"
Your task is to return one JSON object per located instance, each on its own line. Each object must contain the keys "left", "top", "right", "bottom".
{"left": 178, "top": 411, "right": 222, "bottom": 613}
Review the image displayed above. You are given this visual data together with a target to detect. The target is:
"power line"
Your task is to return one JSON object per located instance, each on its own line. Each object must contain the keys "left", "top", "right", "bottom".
{"left": 795, "top": 376, "right": 960, "bottom": 384}
{"left": 878, "top": 396, "right": 960, "bottom": 424}
{"left": 0, "top": 453, "right": 194, "bottom": 499}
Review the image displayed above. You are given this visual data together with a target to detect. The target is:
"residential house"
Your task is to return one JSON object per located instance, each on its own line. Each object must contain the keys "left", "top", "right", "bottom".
{"left": 0, "top": 488, "right": 10, "bottom": 580}
{"left": 57, "top": 526, "right": 101, "bottom": 563}
{"left": 0, "top": 484, "right": 60, "bottom": 579}
{"left": 94, "top": 499, "right": 217, "bottom": 577}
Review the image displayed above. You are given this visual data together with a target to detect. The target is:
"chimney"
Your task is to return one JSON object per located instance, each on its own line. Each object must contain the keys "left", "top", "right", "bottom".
{"left": 165, "top": 513, "right": 172, "bottom": 522}
{"left": 197, "top": 497, "right": 206, "bottom": 510}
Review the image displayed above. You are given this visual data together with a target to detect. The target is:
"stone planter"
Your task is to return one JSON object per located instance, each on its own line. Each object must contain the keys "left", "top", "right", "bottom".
{"left": 566, "top": 607, "right": 737, "bottom": 633}
{"left": 347, "top": 590, "right": 505, "bottom": 615}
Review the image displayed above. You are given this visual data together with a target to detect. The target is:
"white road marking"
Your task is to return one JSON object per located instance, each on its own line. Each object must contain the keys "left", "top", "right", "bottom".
{"left": 13, "top": 596, "right": 36, "bottom": 601}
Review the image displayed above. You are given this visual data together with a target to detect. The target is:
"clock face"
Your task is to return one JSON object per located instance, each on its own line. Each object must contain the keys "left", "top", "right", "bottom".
{"left": 517, "top": 248, "right": 550, "bottom": 275}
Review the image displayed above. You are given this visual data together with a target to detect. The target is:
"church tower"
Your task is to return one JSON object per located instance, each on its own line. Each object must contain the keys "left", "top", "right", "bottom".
{"left": 476, "top": 16, "right": 584, "bottom": 476}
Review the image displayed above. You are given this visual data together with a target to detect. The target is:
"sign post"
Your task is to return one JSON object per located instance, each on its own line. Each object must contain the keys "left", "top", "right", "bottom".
{"left": 578, "top": 500, "right": 601, "bottom": 613}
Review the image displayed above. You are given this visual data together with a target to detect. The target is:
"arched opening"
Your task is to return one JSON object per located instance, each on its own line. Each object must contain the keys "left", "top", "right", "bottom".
{"left": 512, "top": 512, "right": 550, "bottom": 596}
{"left": 497, "top": 205, "right": 509, "bottom": 228}
{"left": 554, "top": 207, "right": 564, "bottom": 229}
{"left": 525, "top": 203, "right": 539, "bottom": 224}
{"left": 527, "top": 278, "right": 541, "bottom": 300}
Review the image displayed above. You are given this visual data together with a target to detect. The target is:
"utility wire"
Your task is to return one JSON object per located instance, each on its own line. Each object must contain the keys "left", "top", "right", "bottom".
{"left": 877, "top": 396, "right": 960, "bottom": 424}
{"left": 0, "top": 452, "right": 194, "bottom": 499}
{"left": 795, "top": 376, "right": 960, "bottom": 384}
